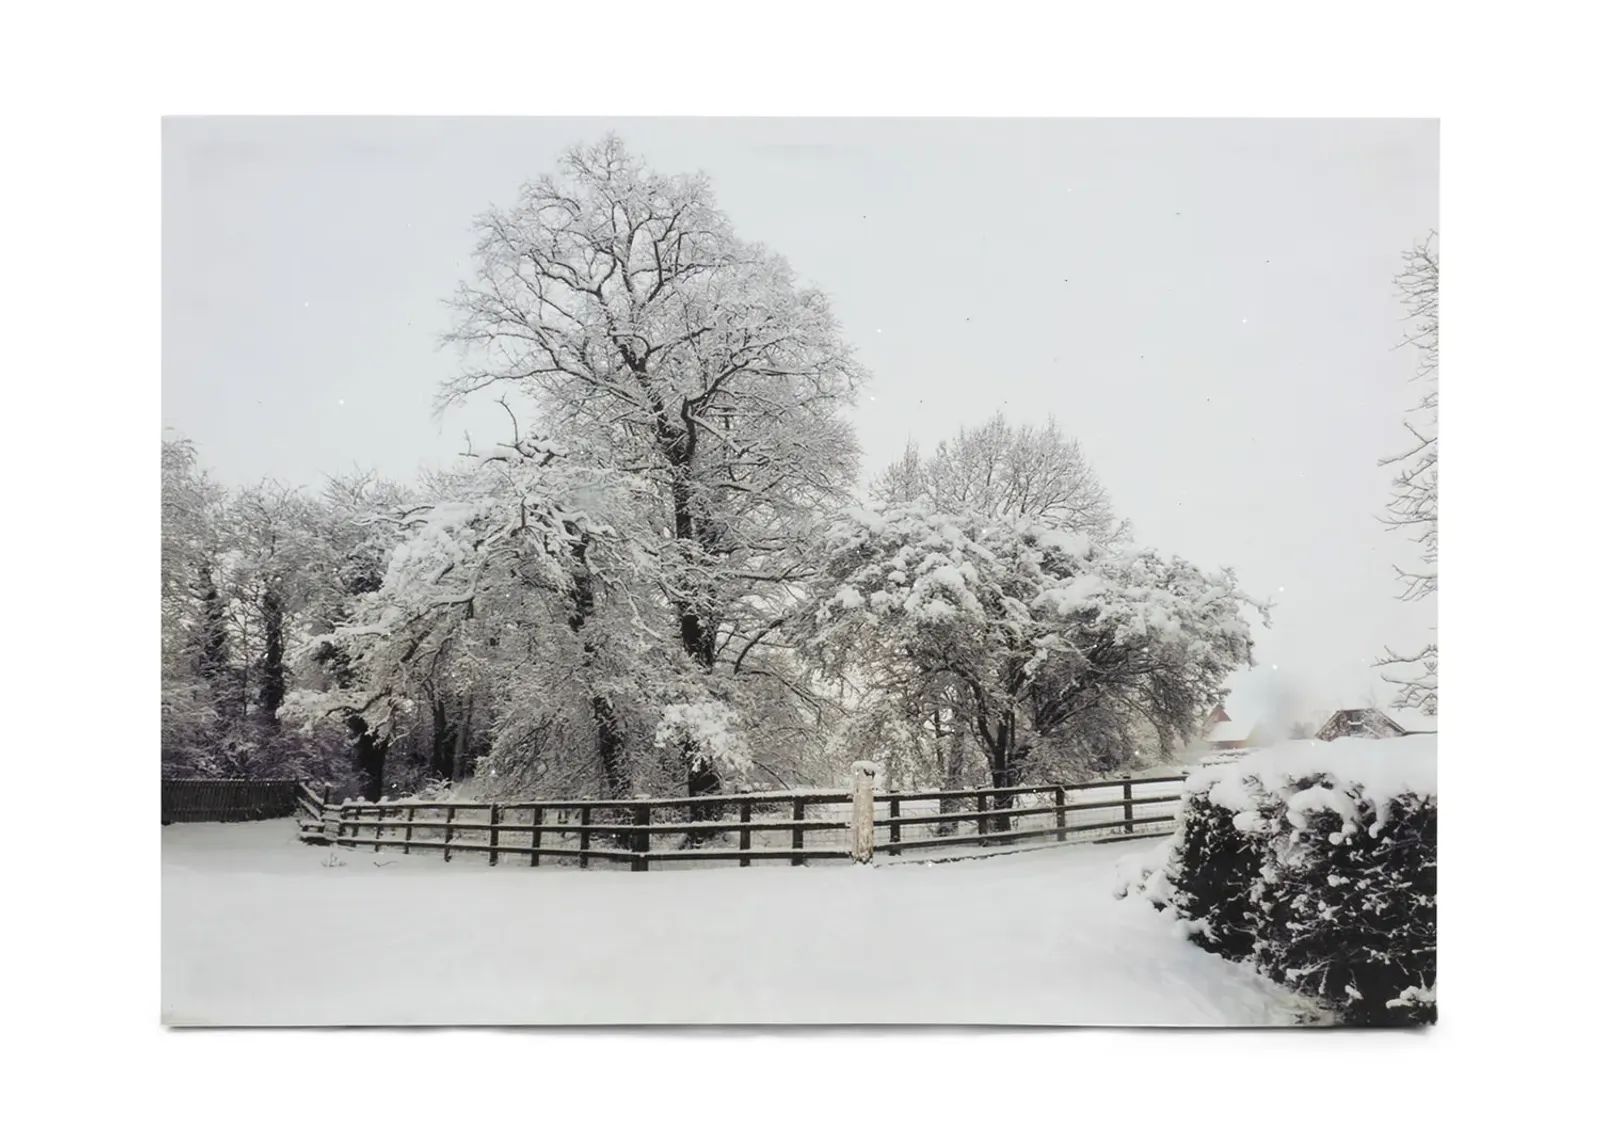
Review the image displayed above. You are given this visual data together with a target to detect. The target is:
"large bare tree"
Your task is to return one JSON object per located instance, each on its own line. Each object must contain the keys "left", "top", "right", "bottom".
{"left": 1376, "top": 233, "right": 1438, "bottom": 715}
{"left": 439, "top": 136, "right": 865, "bottom": 798}
{"left": 871, "top": 413, "right": 1128, "bottom": 543}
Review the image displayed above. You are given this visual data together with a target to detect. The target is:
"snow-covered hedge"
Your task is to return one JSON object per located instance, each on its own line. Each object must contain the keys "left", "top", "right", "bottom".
{"left": 1119, "top": 736, "right": 1437, "bottom": 1026}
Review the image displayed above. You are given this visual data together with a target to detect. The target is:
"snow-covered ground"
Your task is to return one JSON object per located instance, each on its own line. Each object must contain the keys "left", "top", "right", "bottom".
{"left": 162, "top": 819, "right": 1313, "bottom": 1027}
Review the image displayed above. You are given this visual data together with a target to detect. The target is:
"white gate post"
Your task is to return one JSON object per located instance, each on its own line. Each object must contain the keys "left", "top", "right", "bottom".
{"left": 851, "top": 760, "right": 878, "bottom": 865}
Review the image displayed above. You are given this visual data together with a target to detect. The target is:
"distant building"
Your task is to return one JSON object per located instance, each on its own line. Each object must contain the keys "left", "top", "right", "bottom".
{"left": 1314, "top": 708, "right": 1414, "bottom": 742}
{"left": 1205, "top": 714, "right": 1262, "bottom": 751}
{"left": 1202, "top": 700, "right": 1436, "bottom": 751}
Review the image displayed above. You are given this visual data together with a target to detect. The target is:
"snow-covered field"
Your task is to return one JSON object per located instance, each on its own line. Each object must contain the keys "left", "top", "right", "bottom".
{"left": 163, "top": 819, "right": 1313, "bottom": 1026}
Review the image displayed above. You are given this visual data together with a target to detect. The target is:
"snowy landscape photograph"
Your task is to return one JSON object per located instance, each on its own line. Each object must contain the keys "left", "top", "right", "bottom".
{"left": 160, "top": 117, "right": 1439, "bottom": 1028}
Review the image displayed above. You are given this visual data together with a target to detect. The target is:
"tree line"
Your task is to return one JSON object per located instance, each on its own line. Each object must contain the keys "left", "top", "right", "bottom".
{"left": 161, "top": 136, "right": 1263, "bottom": 807}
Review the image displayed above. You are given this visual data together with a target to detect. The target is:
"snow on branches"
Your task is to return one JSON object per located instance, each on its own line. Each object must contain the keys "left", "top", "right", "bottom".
{"left": 653, "top": 699, "right": 753, "bottom": 776}
{"left": 290, "top": 454, "right": 630, "bottom": 746}
{"left": 425, "top": 135, "right": 869, "bottom": 798}
{"left": 871, "top": 413, "right": 1129, "bottom": 543}
{"left": 1377, "top": 232, "right": 1439, "bottom": 715}
{"left": 804, "top": 505, "right": 1263, "bottom": 785}
{"left": 439, "top": 135, "right": 863, "bottom": 682}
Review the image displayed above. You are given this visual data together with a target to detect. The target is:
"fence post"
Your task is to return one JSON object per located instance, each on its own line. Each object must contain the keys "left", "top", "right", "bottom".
{"left": 888, "top": 796, "right": 901, "bottom": 853}
{"left": 851, "top": 762, "right": 878, "bottom": 865}
{"left": 739, "top": 800, "right": 752, "bottom": 867}
{"left": 790, "top": 798, "right": 806, "bottom": 866}
{"left": 1123, "top": 779, "right": 1135, "bottom": 835}
{"left": 579, "top": 805, "right": 592, "bottom": 869}
{"left": 530, "top": 805, "right": 543, "bottom": 867}
{"left": 443, "top": 805, "right": 455, "bottom": 863}
{"left": 632, "top": 803, "right": 650, "bottom": 872}
{"left": 976, "top": 791, "right": 989, "bottom": 843}
{"left": 1055, "top": 786, "right": 1067, "bottom": 842}
{"left": 404, "top": 806, "right": 415, "bottom": 854}
{"left": 488, "top": 804, "right": 502, "bottom": 866}
{"left": 373, "top": 805, "right": 384, "bottom": 853}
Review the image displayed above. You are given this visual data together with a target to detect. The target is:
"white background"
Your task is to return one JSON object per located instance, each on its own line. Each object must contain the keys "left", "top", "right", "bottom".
{"left": 5, "top": 0, "right": 1591, "bottom": 1135}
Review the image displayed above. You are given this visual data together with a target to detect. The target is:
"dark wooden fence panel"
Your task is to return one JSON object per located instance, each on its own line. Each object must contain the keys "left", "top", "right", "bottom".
{"left": 870, "top": 781, "right": 1183, "bottom": 854}
{"left": 162, "top": 779, "right": 303, "bottom": 824}
{"left": 305, "top": 774, "right": 1188, "bottom": 869}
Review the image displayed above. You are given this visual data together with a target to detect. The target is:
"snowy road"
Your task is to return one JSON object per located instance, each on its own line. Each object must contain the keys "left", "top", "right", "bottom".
{"left": 162, "top": 820, "right": 1307, "bottom": 1027}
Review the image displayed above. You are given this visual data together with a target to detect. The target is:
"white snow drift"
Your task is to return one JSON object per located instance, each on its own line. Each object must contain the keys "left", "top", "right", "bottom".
{"left": 163, "top": 821, "right": 1312, "bottom": 1026}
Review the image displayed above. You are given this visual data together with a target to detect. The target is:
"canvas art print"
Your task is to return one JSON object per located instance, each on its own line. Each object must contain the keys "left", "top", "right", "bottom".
{"left": 161, "top": 117, "right": 1438, "bottom": 1028}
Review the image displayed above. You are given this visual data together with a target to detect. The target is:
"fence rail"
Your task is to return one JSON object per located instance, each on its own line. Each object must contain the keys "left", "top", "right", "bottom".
{"left": 294, "top": 774, "right": 1186, "bottom": 870}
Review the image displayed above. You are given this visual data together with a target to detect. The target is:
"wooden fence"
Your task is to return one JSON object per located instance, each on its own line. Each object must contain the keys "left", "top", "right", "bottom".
{"left": 292, "top": 774, "right": 1185, "bottom": 870}
{"left": 161, "top": 779, "right": 304, "bottom": 824}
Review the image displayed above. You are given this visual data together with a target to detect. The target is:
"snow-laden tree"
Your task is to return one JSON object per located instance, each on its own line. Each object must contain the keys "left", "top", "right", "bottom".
{"left": 1376, "top": 233, "right": 1438, "bottom": 715}
{"left": 162, "top": 437, "right": 392, "bottom": 782}
{"left": 288, "top": 424, "right": 686, "bottom": 799}
{"left": 863, "top": 414, "right": 1132, "bottom": 788}
{"left": 871, "top": 413, "right": 1128, "bottom": 543}
{"left": 438, "top": 136, "right": 865, "bottom": 798}
{"left": 162, "top": 436, "right": 220, "bottom": 608}
{"left": 223, "top": 481, "right": 327, "bottom": 723}
{"left": 161, "top": 436, "right": 230, "bottom": 772}
{"left": 802, "top": 506, "right": 1262, "bottom": 828}
{"left": 301, "top": 435, "right": 841, "bottom": 802}
{"left": 273, "top": 471, "right": 420, "bottom": 796}
{"left": 822, "top": 684, "right": 960, "bottom": 793}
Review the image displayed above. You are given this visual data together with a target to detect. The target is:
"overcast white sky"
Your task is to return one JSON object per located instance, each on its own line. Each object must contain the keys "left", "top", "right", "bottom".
{"left": 162, "top": 117, "right": 1438, "bottom": 719}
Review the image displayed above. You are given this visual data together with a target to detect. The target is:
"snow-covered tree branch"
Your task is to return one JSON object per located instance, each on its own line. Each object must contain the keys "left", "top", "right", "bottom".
{"left": 436, "top": 135, "right": 866, "bottom": 801}
{"left": 871, "top": 413, "right": 1129, "bottom": 543}
{"left": 801, "top": 506, "right": 1263, "bottom": 828}
{"left": 1376, "top": 232, "right": 1438, "bottom": 714}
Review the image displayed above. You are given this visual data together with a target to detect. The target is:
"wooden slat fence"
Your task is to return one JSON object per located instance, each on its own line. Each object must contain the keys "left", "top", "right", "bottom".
{"left": 872, "top": 776, "right": 1182, "bottom": 855}
{"left": 161, "top": 779, "right": 304, "bottom": 824}
{"left": 299, "top": 774, "right": 1186, "bottom": 870}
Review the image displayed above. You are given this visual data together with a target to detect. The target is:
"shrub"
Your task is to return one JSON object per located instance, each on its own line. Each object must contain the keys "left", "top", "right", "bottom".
{"left": 1120, "top": 736, "right": 1437, "bottom": 1026}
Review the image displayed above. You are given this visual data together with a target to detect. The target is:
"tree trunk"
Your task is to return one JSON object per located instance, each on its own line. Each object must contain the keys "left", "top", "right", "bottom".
{"left": 451, "top": 695, "right": 474, "bottom": 784}
{"left": 663, "top": 449, "right": 725, "bottom": 807}
{"left": 655, "top": 416, "right": 728, "bottom": 810}
{"left": 657, "top": 428, "right": 721, "bottom": 669}
{"left": 567, "top": 538, "right": 630, "bottom": 799}
{"left": 430, "top": 692, "right": 453, "bottom": 782}
{"left": 984, "top": 711, "right": 1021, "bottom": 838}
{"left": 688, "top": 742, "right": 726, "bottom": 806}
{"left": 683, "top": 741, "right": 725, "bottom": 843}
{"left": 687, "top": 752, "right": 723, "bottom": 799}
{"left": 348, "top": 714, "right": 387, "bottom": 802}
{"left": 196, "top": 563, "right": 237, "bottom": 717}
{"left": 593, "top": 695, "right": 628, "bottom": 799}
{"left": 259, "top": 587, "right": 287, "bottom": 720}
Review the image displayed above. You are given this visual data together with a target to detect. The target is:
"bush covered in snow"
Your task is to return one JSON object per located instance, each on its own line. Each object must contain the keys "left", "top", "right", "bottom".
{"left": 653, "top": 700, "right": 753, "bottom": 775}
{"left": 1119, "top": 736, "right": 1437, "bottom": 1026}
